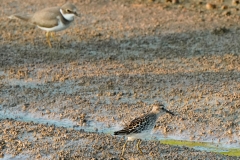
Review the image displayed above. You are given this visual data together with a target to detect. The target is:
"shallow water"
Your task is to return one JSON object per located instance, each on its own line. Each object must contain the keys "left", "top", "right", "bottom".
{"left": 0, "top": 107, "right": 239, "bottom": 157}
{"left": 0, "top": 154, "right": 29, "bottom": 160}
{"left": 160, "top": 139, "right": 240, "bottom": 157}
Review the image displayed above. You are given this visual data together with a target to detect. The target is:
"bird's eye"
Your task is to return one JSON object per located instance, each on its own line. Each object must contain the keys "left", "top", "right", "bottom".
{"left": 66, "top": 9, "right": 71, "bottom": 13}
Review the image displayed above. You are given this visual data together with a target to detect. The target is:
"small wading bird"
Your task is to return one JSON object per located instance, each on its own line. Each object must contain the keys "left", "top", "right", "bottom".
{"left": 114, "top": 104, "right": 174, "bottom": 156}
{"left": 8, "top": 2, "right": 79, "bottom": 47}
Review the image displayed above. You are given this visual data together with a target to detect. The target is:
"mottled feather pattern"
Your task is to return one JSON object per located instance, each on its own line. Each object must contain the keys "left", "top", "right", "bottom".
{"left": 114, "top": 113, "right": 157, "bottom": 135}
{"left": 114, "top": 105, "right": 174, "bottom": 156}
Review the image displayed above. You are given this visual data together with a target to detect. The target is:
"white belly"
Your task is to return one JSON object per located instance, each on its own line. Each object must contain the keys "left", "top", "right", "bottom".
{"left": 127, "top": 130, "right": 152, "bottom": 141}
{"left": 37, "top": 16, "right": 71, "bottom": 32}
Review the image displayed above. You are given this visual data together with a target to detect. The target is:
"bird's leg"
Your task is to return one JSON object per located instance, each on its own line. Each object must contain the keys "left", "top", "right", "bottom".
{"left": 51, "top": 32, "right": 61, "bottom": 48}
{"left": 51, "top": 32, "right": 56, "bottom": 40}
{"left": 46, "top": 32, "right": 52, "bottom": 48}
{"left": 121, "top": 140, "right": 128, "bottom": 156}
{"left": 136, "top": 139, "right": 143, "bottom": 154}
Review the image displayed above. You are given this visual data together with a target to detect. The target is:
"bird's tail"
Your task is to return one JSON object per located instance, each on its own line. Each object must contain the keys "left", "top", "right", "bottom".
{"left": 8, "top": 14, "right": 31, "bottom": 22}
{"left": 114, "top": 129, "right": 129, "bottom": 135}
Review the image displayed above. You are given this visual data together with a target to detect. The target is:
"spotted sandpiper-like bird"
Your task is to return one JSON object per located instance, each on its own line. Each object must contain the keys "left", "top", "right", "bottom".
{"left": 9, "top": 2, "right": 79, "bottom": 47}
{"left": 114, "top": 104, "right": 174, "bottom": 156}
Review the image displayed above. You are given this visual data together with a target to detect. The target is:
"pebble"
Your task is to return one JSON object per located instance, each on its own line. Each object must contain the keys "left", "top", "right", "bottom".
{"left": 206, "top": 3, "right": 217, "bottom": 10}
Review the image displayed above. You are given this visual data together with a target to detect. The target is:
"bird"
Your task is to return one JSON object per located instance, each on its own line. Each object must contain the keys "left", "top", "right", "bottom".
{"left": 8, "top": 2, "right": 79, "bottom": 47}
{"left": 114, "top": 104, "right": 174, "bottom": 156}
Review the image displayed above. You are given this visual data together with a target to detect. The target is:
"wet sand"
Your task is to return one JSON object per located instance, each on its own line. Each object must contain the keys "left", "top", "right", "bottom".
{"left": 0, "top": 0, "right": 240, "bottom": 159}
{"left": 1, "top": 119, "right": 238, "bottom": 159}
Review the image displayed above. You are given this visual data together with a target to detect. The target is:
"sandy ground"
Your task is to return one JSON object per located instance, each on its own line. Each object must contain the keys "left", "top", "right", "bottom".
{"left": 0, "top": 0, "right": 240, "bottom": 159}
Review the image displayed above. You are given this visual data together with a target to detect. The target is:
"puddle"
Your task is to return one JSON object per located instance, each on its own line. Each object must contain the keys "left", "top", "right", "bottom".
{"left": 0, "top": 106, "right": 239, "bottom": 157}
{"left": 0, "top": 107, "right": 120, "bottom": 133}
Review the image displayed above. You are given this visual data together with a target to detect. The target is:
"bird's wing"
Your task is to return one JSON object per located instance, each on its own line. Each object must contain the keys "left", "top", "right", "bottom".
{"left": 30, "top": 7, "right": 60, "bottom": 28}
{"left": 126, "top": 115, "right": 150, "bottom": 133}
{"left": 114, "top": 113, "right": 157, "bottom": 135}
{"left": 114, "top": 115, "right": 148, "bottom": 135}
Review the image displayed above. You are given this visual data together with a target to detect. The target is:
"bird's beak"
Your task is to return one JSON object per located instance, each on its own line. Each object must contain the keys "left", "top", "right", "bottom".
{"left": 163, "top": 108, "right": 174, "bottom": 116}
{"left": 74, "top": 12, "right": 80, "bottom": 17}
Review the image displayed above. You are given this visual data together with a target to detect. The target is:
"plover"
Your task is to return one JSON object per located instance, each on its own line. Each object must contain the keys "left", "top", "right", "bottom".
{"left": 9, "top": 2, "right": 79, "bottom": 47}
{"left": 114, "top": 104, "right": 174, "bottom": 156}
